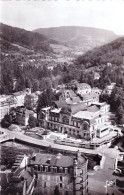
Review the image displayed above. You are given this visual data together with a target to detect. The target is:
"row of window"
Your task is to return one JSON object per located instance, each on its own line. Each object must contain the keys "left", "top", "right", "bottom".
{"left": 33, "top": 165, "right": 72, "bottom": 174}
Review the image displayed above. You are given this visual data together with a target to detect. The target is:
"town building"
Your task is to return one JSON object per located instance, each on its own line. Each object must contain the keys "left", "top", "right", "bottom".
{"left": 102, "top": 83, "right": 116, "bottom": 95}
{"left": 80, "top": 92, "right": 99, "bottom": 106}
{"left": 93, "top": 72, "right": 100, "bottom": 80}
{"left": 76, "top": 83, "right": 91, "bottom": 95}
{"left": 16, "top": 106, "right": 37, "bottom": 126}
{"left": 30, "top": 152, "right": 88, "bottom": 195}
{"left": 39, "top": 101, "right": 111, "bottom": 140}
{"left": 0, "top": 95, "right": 17, "bottom": 122}
{"left": 91, "top": 87, "right": 102, "bottom": 95}
{"left": 13, "top": 88, "right": 31, "bottom": 107}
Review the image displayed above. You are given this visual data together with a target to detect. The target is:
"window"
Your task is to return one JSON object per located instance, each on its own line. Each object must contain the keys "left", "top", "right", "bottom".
{"left": 60, "top": 183, "right": 62, "bottom": 188}
{"left": 84, "top": 124, "right": 88, "bottom": 130}
{"left": 54, "top": 167, "right": 57, "bottom": 173}
{"left": 62, "top": 116, "right": 69, "bottom": 124}
{"left": 44, "top": 182, "right": 46, "bottom": 188}
{"left": 60, "top": 176, "right": 62, "bottom": 181}
{"left": 73, "top": 121, "right": 77, "bottom": 127}
{"left": 77, "top": 122, "right": 80, "bottom": 127}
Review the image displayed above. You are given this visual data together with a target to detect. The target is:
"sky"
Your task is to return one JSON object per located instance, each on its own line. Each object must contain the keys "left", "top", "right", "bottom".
{"left": 0, "top": 0, "right": 124, "bottom": 35}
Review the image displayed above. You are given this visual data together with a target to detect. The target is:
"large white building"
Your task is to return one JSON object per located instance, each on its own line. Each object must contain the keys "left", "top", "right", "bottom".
{"left": 0, "top": 95, "right": 17, "bottom": 122}
{"left": 39, "top": 101, "right": 111, "bottom": 140}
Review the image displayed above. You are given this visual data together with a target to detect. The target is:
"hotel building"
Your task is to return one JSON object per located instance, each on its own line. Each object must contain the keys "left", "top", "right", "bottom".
{"left": 30, "top": 152, "right": 88, "bottom": 195}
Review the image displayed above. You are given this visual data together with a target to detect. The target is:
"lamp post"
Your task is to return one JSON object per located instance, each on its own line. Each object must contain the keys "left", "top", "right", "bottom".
{"left": 105, "top": 180, "right": 108, "bottom": 194}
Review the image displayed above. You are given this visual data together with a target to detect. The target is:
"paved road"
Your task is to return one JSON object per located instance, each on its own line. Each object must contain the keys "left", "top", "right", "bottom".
{"left": 1, "top": 128, "right": 98, "bottom": 155}
{"left": 89, "top": 146, "right": 124, "bottom": 195}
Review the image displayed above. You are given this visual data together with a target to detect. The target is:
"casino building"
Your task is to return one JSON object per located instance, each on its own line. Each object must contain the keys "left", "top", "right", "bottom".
{"left": 39, "top": 101, "right": 110, "bottom": 140}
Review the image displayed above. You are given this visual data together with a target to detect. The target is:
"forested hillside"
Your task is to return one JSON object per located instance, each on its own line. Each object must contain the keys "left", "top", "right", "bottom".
{"left": 1, "top": 24, "right": 124, "bottom": 96}
{"left": 75, "top": 36, "right": 124, "bottom": 68}
{"left": 0, "top": 23, "right": 52, "bottom": 52}
{"left": 34, "top": 26, "right": 117, "bottom": 48}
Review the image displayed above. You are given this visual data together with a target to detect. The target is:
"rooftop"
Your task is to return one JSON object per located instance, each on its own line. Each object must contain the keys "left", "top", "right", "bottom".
{"left": 76, "top": 83, "right": 91, "bottom": 90}
{"left": 87, "top": 105, "right": 100, "bottom": 113}
{"left": 73, "top": 110, "right": 97, "bottom": 120}
{"left": 60, "top": 102, "right": 87, "bottom": 115}
{"left": 51, "top": 108, "right": 61, "bottom": 113}
{"left": 81, "top": 92, "right": 99, "bottom": 98}
{"left": 30, "top": 153, "right": 87, "bottom": 167}
{"left": 30, "top": 153, "right": 74, "bottom": 167}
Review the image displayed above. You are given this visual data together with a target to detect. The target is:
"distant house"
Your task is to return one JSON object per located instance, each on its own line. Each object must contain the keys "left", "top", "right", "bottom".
{"left": 102, "top": 83, "right": 116, "bottom": 95}
{"left": 92, "top": 87, "right": 102, "bottom": 94}
{"left": 93, "top": 72, "right": 100, "bottom": 80}
{"left": 0, "top": 95, "right": 17, "bottom": 122}
{"left": 59, "top": 89, "right": 77, "bottom": 100}
{"left": 80, "top": 92, "right": 99, "bottom": 106}
{"left": 13, "top": 88, "right": 31, "bottom": 107}
{"left": 76, "top": 83, "right": 91, "bottom": 95}
{"left": 16, "top": 106, "right": 36, "bottom": 126}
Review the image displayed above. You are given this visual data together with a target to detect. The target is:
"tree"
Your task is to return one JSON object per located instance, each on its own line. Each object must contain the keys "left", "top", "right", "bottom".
{"left": 116, "top": 105, "right": 124, "bottom": 124}
{"left": 28, "top": 115, "right": 38, "bottom": 128}
{"left": 9, "top": 107, "right": 17, "bottom": 123}
{"left": 99, "top": 94, "right": 110, "bottom": 104}
{"left": 37, "top": 88, "right": 55, "bottom": 113}
{"left": 1, "top": 114, "right": 13, "bottom": 128}
{"left": 24, "top": 95, "right": 32, "bottom": 110}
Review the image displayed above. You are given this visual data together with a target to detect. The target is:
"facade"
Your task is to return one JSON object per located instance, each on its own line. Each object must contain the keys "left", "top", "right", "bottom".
{"left": 80, "top": 92, "right": 99, "bottom": 106}
{"left": 39, "top": 102, "right": 110, "bottom": 140}
{"left": 30, "top": 152, "right": 88, "bottom": 195}
{"left": 0, "top": 95, "right": 17, "bottom": 122}
{"left": 16, "top": 106, "right": 37, "bottom": 126}
{"left": 59, "top": 89, "right": 77, "bottom": 101}
{"left": 91, "top": 87, "right": 102, "bottom": 95}
{"left": 102, "top": 83, "right": 116, "bottom": 95}
{"left": 76, "top": 83, "right": 91, "bottom": 95}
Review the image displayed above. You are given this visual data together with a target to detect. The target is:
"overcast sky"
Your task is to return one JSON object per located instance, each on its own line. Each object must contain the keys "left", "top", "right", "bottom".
{"left": 0, "top": 0, "right": 124, "bottom": 35}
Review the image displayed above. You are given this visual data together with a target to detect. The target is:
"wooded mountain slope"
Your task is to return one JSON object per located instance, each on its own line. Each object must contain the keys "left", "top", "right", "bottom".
{"left": 75, "top": 36, "right": 124, "bottom": 68}
{"left": 33, "top": 26, "right": 118, "bottom": 48}
{"left": 0, "top": 23, "right": 52, "bottom": 52}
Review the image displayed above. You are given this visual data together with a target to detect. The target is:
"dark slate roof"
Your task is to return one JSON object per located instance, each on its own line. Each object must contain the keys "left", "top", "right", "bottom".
{"left": 76, "top": 83, "right": 91, "bottom": 90}
{"left": 61, "top": 102, "right": 87, "bottom": 115}
{"left": 87, "top": 105, "right": 100, "bottom": 112}
{"left": 66, "top": 96, "right": 81, "bottom": 104}
{"left": 30, "top": 153, "right": 74, "bottom": 167}
{"left": 71, "top": 103, "right": 87, "bottom": 114}
{"left": 64, "top": 89, "right": 77, "bottom": 97}
{"left": 54, "top": 100, "right": 67, "bottom": 108}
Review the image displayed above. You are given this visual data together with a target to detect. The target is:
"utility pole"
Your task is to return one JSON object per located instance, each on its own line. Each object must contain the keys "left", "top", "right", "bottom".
{"left": 105, "top": 180, "right": 108, "bottom": 194}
